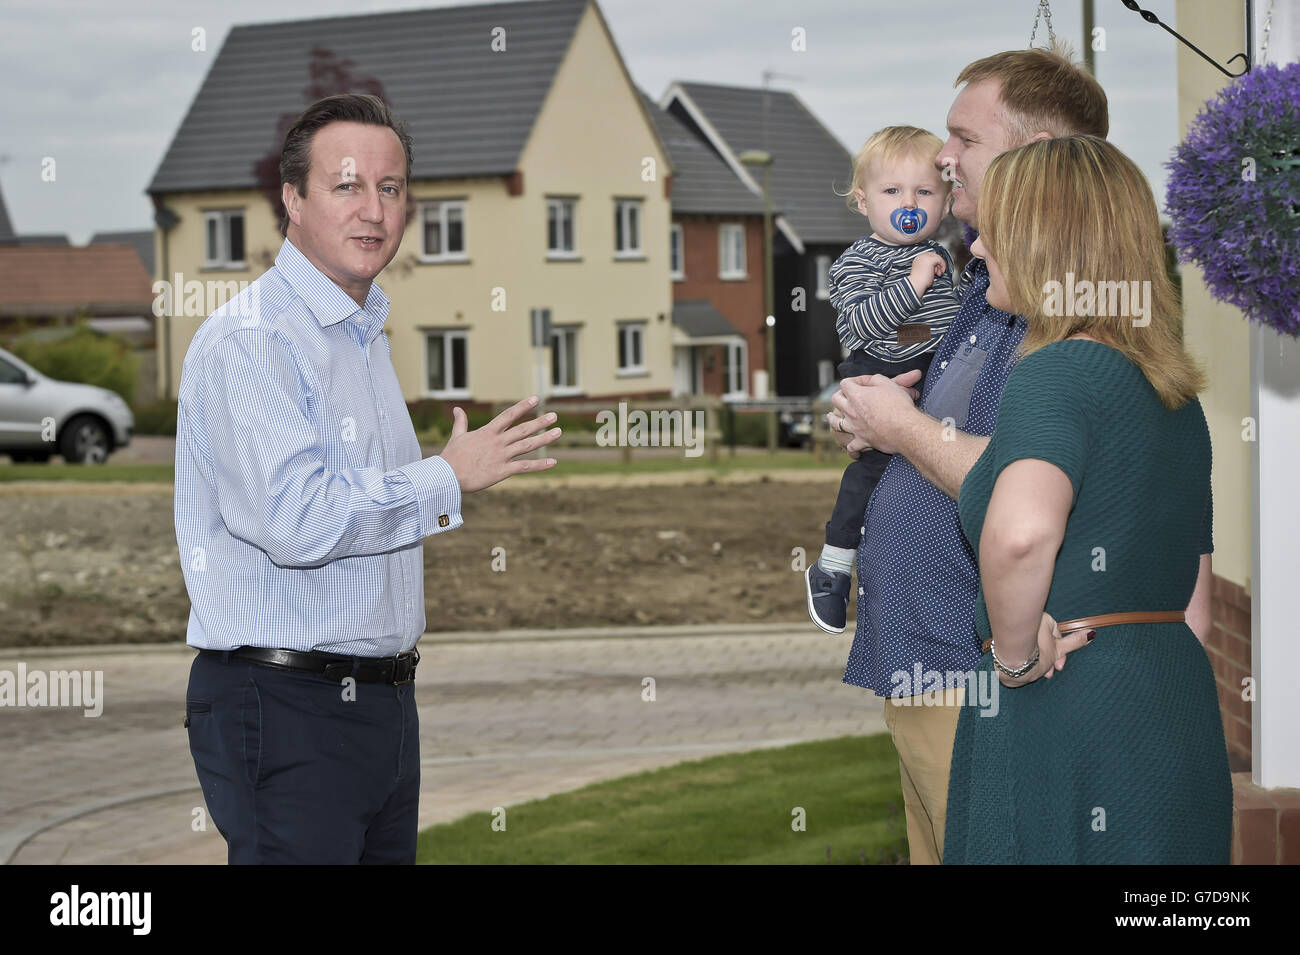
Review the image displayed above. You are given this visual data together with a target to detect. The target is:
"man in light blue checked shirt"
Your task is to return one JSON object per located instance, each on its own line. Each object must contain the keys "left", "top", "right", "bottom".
{"left": 176, "top": 93, "right": 560, "bottom": 864}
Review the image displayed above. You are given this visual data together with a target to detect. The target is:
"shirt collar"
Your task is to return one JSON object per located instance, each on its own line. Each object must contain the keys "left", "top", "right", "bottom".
{"left": 962, "top": 256, "right": 1024, "bottom": 329}
{"left": 273, "top": 238, "right": 391, "bottom": 341}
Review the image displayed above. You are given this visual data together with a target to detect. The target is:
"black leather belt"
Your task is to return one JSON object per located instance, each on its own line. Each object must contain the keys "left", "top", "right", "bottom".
{"left": 201, "top": 646, "right": 420, "bottom": 685}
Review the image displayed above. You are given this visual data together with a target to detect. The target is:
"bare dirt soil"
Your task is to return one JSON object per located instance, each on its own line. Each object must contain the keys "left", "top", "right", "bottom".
{"left": 0, "top": 477, "right": 856, "bottom": 647}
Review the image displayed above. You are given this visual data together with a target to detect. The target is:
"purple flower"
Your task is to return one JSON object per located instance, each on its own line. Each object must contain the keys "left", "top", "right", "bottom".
{"left": 1165, "top": 62, "right": 1300, "bottom": 337}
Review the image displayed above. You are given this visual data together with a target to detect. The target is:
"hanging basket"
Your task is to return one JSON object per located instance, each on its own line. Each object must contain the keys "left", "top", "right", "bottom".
{"left": 1165, "top": 62, "right": 1300, "bottom": 337}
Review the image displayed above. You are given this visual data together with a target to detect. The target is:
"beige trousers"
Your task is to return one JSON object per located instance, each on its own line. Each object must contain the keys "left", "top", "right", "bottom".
{"left": 882, "top": 687, "right": 964, "bottom": 865}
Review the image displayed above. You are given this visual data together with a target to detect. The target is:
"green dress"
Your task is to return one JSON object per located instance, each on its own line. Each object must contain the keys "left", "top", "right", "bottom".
{"left": 944, "top": 339, "right": 1232, "bottom": 864}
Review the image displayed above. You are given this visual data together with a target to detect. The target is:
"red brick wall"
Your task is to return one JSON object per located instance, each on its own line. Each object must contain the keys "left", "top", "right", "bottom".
{"left": 673, "top": 216, "right": 766, "bottom": 394}
{"left": 1208, "top": 575, "right": 1252, "bottom": 773}
{"left": 1205, "top": 575, "right": 1300, "bottom": 865}
{"left": 1233, "top": 774, "right": 1300, "bottom": 864}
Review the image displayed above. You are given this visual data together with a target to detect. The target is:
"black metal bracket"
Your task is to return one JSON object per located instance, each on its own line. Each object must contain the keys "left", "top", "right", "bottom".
{"left": 1120, "top": 0, "right": 1252, "bottom": 78}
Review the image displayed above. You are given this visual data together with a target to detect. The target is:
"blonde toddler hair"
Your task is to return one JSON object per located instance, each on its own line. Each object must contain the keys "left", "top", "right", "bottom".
{"left": 843, "top": 125, "right": 947, "bottom": 212}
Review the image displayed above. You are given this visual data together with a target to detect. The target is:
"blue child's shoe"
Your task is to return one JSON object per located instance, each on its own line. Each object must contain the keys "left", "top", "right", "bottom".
{"left": 805, "top": 562, "right": 851, "bottom": 634}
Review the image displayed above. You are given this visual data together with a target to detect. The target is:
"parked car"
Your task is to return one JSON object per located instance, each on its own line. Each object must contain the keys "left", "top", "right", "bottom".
{"left": 0, "top": 345, "right": 133, "bottom": 463}
{"left": 779, "top": 382, "right": 839, "bottom": 447}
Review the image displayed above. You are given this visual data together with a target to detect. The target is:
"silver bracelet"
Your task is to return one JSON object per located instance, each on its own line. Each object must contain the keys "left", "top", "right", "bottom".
{"left": 991, "top": 639, "right": 1040, "bottom": 678}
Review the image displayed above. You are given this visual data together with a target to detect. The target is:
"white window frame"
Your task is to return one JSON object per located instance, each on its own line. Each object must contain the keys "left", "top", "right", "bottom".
{"left": 550, "top": 325, "right": 581, "bottom": 395}
{"left": 616, "top": 321, "right": 647, "bottom": 375}
{"left": 670, "top": 224, "right": 685, "bottom": 280}
{"left": 614, "top": 199, "right": 643, "bottom": 258}
{"left": 723, "top": 340, "right": 748, "bottom": 398}
{"left": 815, "top": 254, "right": 831, "bottom": 300}
{"left": 424, "top": 329, "right": 470, "bottom": 398}
{"left": 420, "top": 200, "right": 468, "bottom": 262}
{"left": 547, "top": 198, "right": 578, "bottom": 258}
{"left": 719, "top": 223, "right": 746, "bottom": 279}
{"left": 203, "top": 209, "right": 246, "bottom": 269}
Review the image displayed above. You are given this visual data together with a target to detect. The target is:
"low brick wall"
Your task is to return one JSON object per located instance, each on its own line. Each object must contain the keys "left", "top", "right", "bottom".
{"left": 1208, "top": 575, "right": 1299, "bottom": 864}
{"left": 1207, "top": 575, "right": 1252, "bottom": 773}
{"left": 1232, "top": 773, "right": 1300, "bottom": 864}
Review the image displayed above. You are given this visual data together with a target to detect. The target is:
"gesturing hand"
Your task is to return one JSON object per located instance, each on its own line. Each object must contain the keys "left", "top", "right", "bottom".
{"left": 439, "top": 395, "right": 561, "bottom": 494}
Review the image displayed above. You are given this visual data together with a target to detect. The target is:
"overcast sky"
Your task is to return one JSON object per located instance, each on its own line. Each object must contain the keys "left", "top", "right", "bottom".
{"left": 0, "top": 0, "right": 1186, "bottom": 244}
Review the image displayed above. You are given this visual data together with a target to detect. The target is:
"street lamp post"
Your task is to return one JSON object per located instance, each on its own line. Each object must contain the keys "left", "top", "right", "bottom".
{"left": 738, "top": 149, "right": 777, "bottom": 451}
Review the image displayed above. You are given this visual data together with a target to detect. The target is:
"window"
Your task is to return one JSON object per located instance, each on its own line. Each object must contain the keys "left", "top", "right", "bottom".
{"left": 547, "top": 198, "right": 577, "bottom": 257}
{"left": 670, "top": 224, "right": 684, "bottom": 280}
{"left": 615, "top": 199, "right": 642, "bottom": 256}
{"left": 723, "top": 342, "right": 747, "bottom": 397}
{"left": 816, "top": 254, "right": 831, "bottom": 299}
{"left": 0, "top": 357, "right": 28, "bottom": 385}
{"left": 550, "top": 326, "right": 579, "bottom": 393}
{"left": 203, "top": 210, "right": 245, "bottom": 268}
{"left": 719, "top": 224, "right": 746, "bottom": 279}
{"left": 425, "top": 330, "right": 468, "bottom": 396}
{"left": 617, "top": 321, "right": 646, "bottom": 374}
{"left": 421, "top": 201, "right": 467, "bottom": 260}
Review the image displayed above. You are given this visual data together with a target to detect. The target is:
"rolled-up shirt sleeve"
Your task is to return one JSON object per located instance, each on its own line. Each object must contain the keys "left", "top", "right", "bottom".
{"left": 201, "top": 328, "right": 462, "bottom": 568}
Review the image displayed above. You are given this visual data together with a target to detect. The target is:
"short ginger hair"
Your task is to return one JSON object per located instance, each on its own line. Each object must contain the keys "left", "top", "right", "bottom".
{"left": 955, "top": 41, "right": 1108, "bottom": 146}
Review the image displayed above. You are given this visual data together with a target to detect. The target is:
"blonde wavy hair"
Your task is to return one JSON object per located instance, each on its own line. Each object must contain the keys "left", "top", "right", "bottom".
{"left": 843, "top": 125, "right": 947, "bottom": 212}
{"left": 978, "top": 135, "right": 1205, "bottom": 409}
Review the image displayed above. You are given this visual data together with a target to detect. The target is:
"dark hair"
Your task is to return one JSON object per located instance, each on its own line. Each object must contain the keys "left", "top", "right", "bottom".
{"left": 278, "top": 93, "right": 414, "bottom": 237}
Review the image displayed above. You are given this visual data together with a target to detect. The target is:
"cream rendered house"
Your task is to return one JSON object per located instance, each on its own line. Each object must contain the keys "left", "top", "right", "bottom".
{"left": 147, "top": 0, "right": 673, "bottom": 405}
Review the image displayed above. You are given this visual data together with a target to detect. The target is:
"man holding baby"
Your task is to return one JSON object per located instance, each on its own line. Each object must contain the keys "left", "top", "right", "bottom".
{"left": 828, "top": 44, "right": 1229, "bottom": 864}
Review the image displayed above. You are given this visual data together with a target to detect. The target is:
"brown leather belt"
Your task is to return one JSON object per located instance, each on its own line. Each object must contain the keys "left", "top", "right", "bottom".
{"left": 979, "top": 611, "right": 1185, "bottom": 654}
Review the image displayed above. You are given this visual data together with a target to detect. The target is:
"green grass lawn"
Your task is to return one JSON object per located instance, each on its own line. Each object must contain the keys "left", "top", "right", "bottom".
{"left": 0, "top": 451, "right": 842, "bottom": 484}
{"left": 0, "top": 462, "right": 175, "bottom": 483}
{"left": 416, "top": 735, "right": 908, "bottom": 865}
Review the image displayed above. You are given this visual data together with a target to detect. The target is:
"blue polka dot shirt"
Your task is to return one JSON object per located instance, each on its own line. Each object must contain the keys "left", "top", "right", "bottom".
{"left": 843, "top": 258, "right": 1028, "bottom": 696}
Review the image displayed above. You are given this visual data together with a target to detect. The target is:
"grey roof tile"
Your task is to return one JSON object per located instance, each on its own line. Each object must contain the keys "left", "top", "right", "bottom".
{"left": 637, "top": 89, "right": 764, "bottom": 216}
{"left": 91, "top": 230, "right": 156, "bottom": 276}
{"left": 148, "top": 0, "right": 589, "bottom": 194}
{"left": 669, "top": 81, "right": 865, "bottom": 245}
{"left": 672, "top": 299, "right": 743, "bottom": 338}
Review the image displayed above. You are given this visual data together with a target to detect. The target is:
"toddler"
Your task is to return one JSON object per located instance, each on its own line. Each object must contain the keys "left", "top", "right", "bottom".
{"left": 805, "top": 125, "right": 962, "bottom": 634}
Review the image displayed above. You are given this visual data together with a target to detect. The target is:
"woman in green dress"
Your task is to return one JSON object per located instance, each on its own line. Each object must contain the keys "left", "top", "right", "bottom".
{"left": 943, "top": 135, "right": 1233, "bottom": 864}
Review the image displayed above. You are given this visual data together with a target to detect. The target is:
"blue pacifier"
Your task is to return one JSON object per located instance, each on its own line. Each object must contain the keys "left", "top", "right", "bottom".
{"left": 890, "top": 207, "right": 927, "bottom": 236}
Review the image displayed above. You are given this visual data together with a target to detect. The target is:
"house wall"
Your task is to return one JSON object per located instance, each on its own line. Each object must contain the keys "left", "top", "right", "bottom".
{"left": 154, "top": 1, "right": 672, "bottom": 406}
{"left": 1177, "top": 1, "right": 1253, "bottom": 592}
{"left": 673, "top": 215, "right": 766, "bottom": 393}
{"left": 153, "top": 188, "right": 281, "bottom": 400}
{"left": 1176, "top": 0, "right": 1256, "bottom": 776}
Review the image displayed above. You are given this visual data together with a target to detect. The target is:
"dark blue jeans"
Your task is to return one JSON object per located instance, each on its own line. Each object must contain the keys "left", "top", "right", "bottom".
{"left": 825, "top": 347, "right": 936, "bottom": 549}
{"left": 185, "top": 650, "right": 420, "bottom": 864}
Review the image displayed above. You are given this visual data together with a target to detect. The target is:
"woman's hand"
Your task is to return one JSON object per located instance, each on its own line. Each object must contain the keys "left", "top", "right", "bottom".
{"left": 995, "top": 613, "right": 1093, "bottom": 688}
{"left": 827, "top": 411, "right": 861, "bottom": 459}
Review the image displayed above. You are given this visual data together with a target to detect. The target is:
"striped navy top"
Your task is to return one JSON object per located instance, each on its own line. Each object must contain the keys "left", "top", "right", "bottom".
{"left": 830, "top": 234, "right": 961, "bottom": 362}
{"left": 174, "top": 238, "right": 464, "bottom": 657}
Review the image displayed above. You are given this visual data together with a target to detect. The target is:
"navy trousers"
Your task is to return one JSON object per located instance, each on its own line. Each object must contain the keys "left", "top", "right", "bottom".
{"left": 185, "top": 650, "right": 420, "bottom": 864}
{"left": 825, "top": 347, "right": 936, "bottom": 549}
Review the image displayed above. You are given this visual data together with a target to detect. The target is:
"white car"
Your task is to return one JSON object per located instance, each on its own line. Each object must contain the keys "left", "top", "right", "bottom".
{"left": 0, "top": 345, "right": 134, "bottom": 464}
